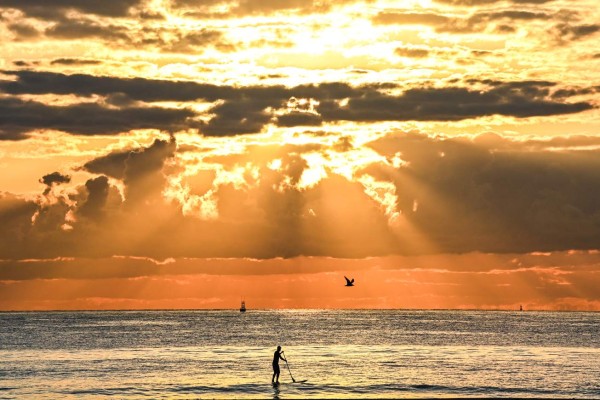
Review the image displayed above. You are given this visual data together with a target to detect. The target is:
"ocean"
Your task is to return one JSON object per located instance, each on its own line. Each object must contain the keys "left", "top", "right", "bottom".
{"left": 0, "top": 310, "right": 598, "bottom": 398}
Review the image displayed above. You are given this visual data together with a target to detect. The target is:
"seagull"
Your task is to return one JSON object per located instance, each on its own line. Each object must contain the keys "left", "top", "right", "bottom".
{"left": 344, "top": 276, "right": 354, "bottom": 287}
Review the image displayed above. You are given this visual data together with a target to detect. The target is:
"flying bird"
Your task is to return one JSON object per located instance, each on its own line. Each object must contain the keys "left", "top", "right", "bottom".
{"left": 344, "top": 276, "right": 354, "bottom": 287}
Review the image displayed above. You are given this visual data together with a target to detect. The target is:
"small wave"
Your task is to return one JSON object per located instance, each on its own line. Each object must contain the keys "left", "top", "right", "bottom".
{"left": 67, "top": 387, "right": 148, "bottom": 396}
{"left": 169, "top": 383, "right": 270, "bottom": 395}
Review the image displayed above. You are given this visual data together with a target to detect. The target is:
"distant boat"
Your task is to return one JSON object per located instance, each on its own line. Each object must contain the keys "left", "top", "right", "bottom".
{"left": 240, "top": 300, "right": 246, "bottom": 312}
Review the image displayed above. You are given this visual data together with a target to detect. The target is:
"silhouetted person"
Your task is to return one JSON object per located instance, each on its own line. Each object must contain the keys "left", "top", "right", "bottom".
{"left": 272, "top": 345, "right": 286, "bottom": 384}
{"left": 344, "top": 276, "right": 354, "bottom": 286}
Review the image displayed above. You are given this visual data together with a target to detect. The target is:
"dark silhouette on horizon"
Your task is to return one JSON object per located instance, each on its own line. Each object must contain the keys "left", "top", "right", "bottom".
{"left": 345, "top": 276, "right": 354, "bottom": 286}
{"left": 272, "top": 345, "right": 286, "bottom": 384}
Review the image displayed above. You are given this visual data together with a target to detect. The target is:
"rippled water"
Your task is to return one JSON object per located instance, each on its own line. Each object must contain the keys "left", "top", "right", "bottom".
{"left": 1, "top": 310, "right": 599, "bottom": 398}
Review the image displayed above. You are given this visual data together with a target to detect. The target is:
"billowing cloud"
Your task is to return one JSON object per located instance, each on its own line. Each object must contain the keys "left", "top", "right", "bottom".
{"left": 2, "top": 132, "right": 600, "bottom": 260}
{"left": 366, "top": 132, "right": 600, "bottom": 253}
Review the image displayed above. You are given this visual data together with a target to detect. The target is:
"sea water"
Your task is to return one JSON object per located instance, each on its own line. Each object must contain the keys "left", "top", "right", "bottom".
{"left": 0, "top": 310, "right": 599, "bottom": 398}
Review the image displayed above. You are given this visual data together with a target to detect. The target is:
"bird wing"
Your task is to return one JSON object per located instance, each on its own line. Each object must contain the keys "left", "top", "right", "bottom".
{"left": 344, "top": 276, "right": 351, "bottom": 284}
{"left": 351, "top": 279, "right": 354, "bottom": 284}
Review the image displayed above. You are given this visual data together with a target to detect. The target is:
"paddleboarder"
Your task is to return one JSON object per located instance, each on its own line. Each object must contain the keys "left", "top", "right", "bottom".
{"left": 272, "top": 345, "right": 287, "bottom": 384}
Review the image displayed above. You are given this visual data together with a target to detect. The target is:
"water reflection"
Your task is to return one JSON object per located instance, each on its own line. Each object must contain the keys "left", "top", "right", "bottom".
{"left": 272, "top": 382, "right": 281, "bottom": 399}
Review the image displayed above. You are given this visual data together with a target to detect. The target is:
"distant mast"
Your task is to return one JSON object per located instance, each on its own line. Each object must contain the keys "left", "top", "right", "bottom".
{"left": 240, "top": 300, "right": 246, "bottom": 312}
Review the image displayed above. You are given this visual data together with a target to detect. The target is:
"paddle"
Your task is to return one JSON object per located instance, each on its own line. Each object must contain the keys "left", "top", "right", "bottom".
{"left": 282, "top": 351, "right": 296, "bottom": 382}
{"left": 282, "top": 352, "right": 307, "bottom": 384}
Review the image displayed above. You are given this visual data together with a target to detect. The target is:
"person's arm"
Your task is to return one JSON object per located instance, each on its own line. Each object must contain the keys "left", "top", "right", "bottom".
{"left": 280, "top": 352, "right": 287, "bottom": 362}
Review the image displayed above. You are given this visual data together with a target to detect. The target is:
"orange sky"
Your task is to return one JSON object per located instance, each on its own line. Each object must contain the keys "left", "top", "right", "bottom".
{"left": 2, "top": 251, "right": 600, "bottom": 310}
{"left": 1, "top": 0, "right": 599, "bottom": 310}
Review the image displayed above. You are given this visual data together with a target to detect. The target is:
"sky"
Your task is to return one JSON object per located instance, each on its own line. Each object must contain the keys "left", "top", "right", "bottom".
{"left": 0, "top": 0, "right": 599, "bottom": 310}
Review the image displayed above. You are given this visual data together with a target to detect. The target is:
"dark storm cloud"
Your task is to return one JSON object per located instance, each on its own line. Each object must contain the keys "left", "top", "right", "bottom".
{"left": 0, "top": 0, "right": 143, "bottom": 19}
{"left": 39, "top": 172, "right": 71, "bottom": 186}
{"left": 0, "top": 97, "right": 198, "bottom": 139}
{"left": 0, "top": 70, "right": 595, "bottom": 138}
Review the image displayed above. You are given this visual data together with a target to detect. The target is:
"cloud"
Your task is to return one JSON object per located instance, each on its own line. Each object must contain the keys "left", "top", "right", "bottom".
{"left": 373, "top": 12, "right": 449, "bottom": 26}
{"left": 0, "top": 71, "right": 594, "bottom": 138}
{"left": 39, "top": 171, "right": 70, "bottom": 186}
{"left": 171, "top": 0, "right": 365, "bottom": 18}
{"left": 395, "top": 47, "right": 430, "bottom": 58}
{"left": 373, "top": 9, "right": 554, "bottom": 34}
{"left": 50, "top": 58, "right": 102, "bottom": 66}
{"left": 0, "top": 97, "right": 199, "bottom": 139}
{"left": 7, "top": 22, "right": 40, "bottom": 38}
{"left": 0, "top": 0, "right": 144, "bottom": 19}
{"left": 553, "top": 23, "right": 600, "bottom": 42}
{"left": 433, "top": 0, "right": 556, "bottom": 5}
{"left": 83, "top": 138, "right": 176, "bottom": 206}
{"left": 78, "top": 176, "right": 111, "bottom": 219}
{"left": 40, "top": 18, "right": 228, "bottom": 52}
{"left": 366, "top": 132, "right": 600, "bottom": 253}
{"left": 3, "top": 132, "right": 600, "bottom": 259}
{"left": 317, "top": 83, "right": 593, "bottom": 122}
{"left": 45, "top": 19, "right": 131, "bottom": 41}
{"left": 0, "top": 193, "right": 38, "bottom": 258}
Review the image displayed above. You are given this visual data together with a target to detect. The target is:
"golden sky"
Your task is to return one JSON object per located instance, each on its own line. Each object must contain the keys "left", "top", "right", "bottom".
{"left": 0, "top": 0, "right": 599, "bottom": 310}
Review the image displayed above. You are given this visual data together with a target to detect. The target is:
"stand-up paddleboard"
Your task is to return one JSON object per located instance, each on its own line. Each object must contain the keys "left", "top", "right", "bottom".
{"left": 273, "top": 380, "right": 308, "bottom": 385}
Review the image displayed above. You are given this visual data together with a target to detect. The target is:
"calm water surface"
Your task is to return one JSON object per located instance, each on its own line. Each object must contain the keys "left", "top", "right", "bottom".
{"left": 0, "top": 310, "right": 599, "bottom": 398}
